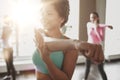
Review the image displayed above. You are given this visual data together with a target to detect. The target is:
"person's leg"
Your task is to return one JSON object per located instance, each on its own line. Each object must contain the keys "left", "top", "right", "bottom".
{"left": 84, "top": 59, "right": 91, "bottom": 80}
{"left": 6, "top": 60, "right": 11, "bottom": 75}
{"left": 9, "top": 48, "right": 16, "bottom": 80}
{"left": 3, "top": 48, "right": 16, "bottom": 80}
{"left": 3, "top": 49, "right": 11, "bottom": 80}
{"left": 9, "top": 61, "right": 16, "bottom": 80}
{"left": 98, "top": 63, "right": 107, "bottom": 80}
{"left": 3, "top": 48, "right": 11, "bottom": 75}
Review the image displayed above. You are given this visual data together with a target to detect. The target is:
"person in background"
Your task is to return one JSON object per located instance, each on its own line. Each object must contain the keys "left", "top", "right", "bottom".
{"left": 1, "top": 15, "right": 16, "bottom": 80}
{"left": 82, "top": 12, "right": 113, "bottom": 80}
{"left": 32, "top": 0, "right": 104, "bottom": 80}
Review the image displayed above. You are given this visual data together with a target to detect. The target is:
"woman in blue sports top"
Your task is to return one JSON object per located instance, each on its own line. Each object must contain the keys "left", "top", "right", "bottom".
{"left": 33, "top": 0, "right": 104, "bottom": 80}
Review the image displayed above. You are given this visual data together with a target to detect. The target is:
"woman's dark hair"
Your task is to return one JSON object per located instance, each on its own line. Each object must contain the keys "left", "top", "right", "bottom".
{"left": 40, "top": 0, "right": 70, "bottom": 27}
{"left": 91, "top": 12, "right": 100, "bottom": 23}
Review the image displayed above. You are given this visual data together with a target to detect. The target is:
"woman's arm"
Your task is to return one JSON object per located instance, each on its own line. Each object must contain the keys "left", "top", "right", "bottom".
{"left": 37, "top": 44, "right": 78, "bottom": 80}
{"left": 34, "top": 29, "right": 76, "bottom": 51}
{"left": 34, "top": 29, "right": 104, "bottom": 64}
{"left": 48, "top": 51, "right": 78, "bottom": 80}
{"left": 42, "top": 54, "right": 71, "bottom": 80}
{"left": 99, "top": 24, "right": 113, "bottom": 29}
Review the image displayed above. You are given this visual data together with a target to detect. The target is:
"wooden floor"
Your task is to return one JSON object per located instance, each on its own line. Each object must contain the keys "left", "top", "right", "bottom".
{"left": 0, "top": 70, "right": 35, "bottom": 80}
{"left": 0, "top": 60, "right": 120, "bottom": 80}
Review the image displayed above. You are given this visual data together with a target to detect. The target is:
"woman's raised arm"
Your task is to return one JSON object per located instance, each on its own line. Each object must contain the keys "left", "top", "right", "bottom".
{"left": 34, "top": 29, "right": 104, "bottom": 64}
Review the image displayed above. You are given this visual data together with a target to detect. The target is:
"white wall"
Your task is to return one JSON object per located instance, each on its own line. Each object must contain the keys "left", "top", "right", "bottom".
{"left": 105, "top": 0, "right": 120, "bottom": 59}
{"left": 0, "top": 0, "right": 12, "bottom": 23}
{"left": 64, "top": 0, "right": 79, "bottom": 39}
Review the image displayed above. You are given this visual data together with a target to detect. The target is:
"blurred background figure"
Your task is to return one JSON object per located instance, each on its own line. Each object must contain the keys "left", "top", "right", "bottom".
{"left": 1, "top": 15, "right": 16, "bottom": 80}
{"left": 82, "top": 12, "right": 113, "bottom": 80}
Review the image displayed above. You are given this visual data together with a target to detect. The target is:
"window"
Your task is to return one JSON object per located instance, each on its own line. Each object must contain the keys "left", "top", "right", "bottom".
{"left": 0, "top": 0, "right": 37, "bottom": 60}
{"left": 0, "top": 0, "right": 79, "bottom": 60}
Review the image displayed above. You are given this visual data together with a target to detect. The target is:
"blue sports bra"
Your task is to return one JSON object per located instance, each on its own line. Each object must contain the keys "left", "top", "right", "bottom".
{"left": 32, "top": 49, "right": 64, "bottom": 74}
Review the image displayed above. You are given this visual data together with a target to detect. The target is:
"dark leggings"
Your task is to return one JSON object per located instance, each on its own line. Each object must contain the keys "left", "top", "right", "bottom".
{"left": 4, "top": 48, "right": 16, "bottom": 80}
{"left": 84, "top": 59, "right": 107, "bottom": 80}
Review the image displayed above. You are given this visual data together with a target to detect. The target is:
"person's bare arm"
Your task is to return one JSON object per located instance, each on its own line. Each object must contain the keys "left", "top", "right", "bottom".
{"left": 36, "top": 43, "right": 78, "bottom": 80}
{"left": 48, "top": 50, "right": 78, "bottom": 80}
{"left": 34, "top": 29, "right": 75, "bottom": 51}
{"left": 34, "top": 29, "right": 104, "bottom": 64}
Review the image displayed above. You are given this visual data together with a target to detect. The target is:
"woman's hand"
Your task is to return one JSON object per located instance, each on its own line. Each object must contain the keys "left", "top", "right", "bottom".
{"left": 108, "top": 25, "right": 113, "bottom": 29}
{"left": 79, "top": 42, "right": 104, "bottom": 64}
{"left": 34, "top": 29, "right": 50, "bottom": 61}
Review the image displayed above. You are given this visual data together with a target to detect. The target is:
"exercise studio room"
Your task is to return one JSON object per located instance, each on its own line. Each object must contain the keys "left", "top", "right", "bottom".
{"left": 0, "top": 0, "right": 120, "bottom": 80}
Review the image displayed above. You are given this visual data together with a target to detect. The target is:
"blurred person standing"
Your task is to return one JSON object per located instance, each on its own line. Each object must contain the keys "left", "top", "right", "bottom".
{"left": 82, "top": 12, "right": 113, "bottom": 80}
{"left": 1, "top": 15, "right": 16, "bottom": 80}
